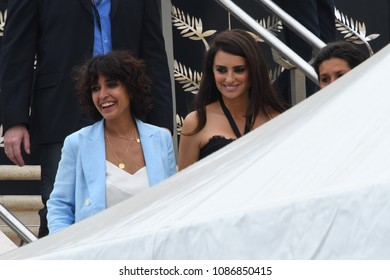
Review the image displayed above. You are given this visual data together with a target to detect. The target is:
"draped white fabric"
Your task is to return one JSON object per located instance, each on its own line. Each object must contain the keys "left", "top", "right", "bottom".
{"left": 0, "top": 231, "right": 17, "bottom": 255}
{"left": 2, "top": 44, "right": 390, "bottom": 260}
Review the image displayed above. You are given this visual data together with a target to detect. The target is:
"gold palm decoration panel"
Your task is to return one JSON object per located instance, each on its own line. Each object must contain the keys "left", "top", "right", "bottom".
{"left": 0, "top": 9, "right": 5, "bottom": 36}
{"left": 335, "top": 9, "right": 380, "bottom": 56}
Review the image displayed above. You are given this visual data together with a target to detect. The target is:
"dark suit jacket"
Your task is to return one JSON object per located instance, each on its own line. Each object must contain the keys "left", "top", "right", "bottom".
{"left": 0, "top": 0, "right": 173, "bottom": 144}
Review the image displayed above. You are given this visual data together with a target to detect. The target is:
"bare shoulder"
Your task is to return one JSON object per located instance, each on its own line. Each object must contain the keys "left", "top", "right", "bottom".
{"left": 181, "top": 111, "right": 199, "bottom": 134}
{"left": 181, "top": 102, "right": 220, "bottom": 134}
{"left": 184, "top": 110, "right": 198, "bottom": 122}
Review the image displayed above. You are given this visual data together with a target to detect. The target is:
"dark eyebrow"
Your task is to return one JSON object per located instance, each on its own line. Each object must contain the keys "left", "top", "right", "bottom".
{"left": 105, "top": 78, "right": 118, "bottom": 83}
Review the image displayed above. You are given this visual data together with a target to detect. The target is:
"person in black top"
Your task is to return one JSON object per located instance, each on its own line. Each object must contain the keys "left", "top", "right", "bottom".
{"left": 178, "top": 29, "right": 286, "bottom": 170}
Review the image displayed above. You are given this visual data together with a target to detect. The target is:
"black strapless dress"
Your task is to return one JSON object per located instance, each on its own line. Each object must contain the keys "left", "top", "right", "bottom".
{"left": 199, "top": 136, "right": 235, "bottom": 159}
{"left": 198, "top": 97, "right": 251, "bottom": 160}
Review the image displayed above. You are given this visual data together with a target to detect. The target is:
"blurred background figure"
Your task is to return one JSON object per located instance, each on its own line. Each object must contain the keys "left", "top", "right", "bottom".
{"left": 273, "top": 0, "right": 336, "bottom": 104}
{"left": 313, "top": 41, "right": 369, "bottom": 89}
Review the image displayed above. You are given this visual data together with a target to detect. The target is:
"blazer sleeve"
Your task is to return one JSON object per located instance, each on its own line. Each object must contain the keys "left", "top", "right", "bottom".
{"left": 0, "top": 0, "right": 38, "bottom": 131}
{"left": 47, "top": 136, "right": 77, "bottom": 234}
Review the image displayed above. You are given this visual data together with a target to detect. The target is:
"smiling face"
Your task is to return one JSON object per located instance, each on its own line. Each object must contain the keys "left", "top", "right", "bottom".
{"left": 213, "top": 50, "right": 250, "bottom": 101}
{"left": 91, "top": 75, "right": 131, "bottom": 122}
{"left": 318, "top": 57, "right": 352, "bottom": 89}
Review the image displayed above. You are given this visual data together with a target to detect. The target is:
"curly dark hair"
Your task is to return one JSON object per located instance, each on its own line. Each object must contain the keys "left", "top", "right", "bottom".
{"left": 190, "top": 29, "right": 286, "bottom": 135}
{"left": 74, "top": 50, "right": 152, "bottom": 121}
{"left": 312, "top": 41, "right": 368, "bottom": 76}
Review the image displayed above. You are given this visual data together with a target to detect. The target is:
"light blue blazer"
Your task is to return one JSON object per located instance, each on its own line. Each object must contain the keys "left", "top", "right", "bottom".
{"left": 47, "top": 119, "right": 176, "bottom": 234}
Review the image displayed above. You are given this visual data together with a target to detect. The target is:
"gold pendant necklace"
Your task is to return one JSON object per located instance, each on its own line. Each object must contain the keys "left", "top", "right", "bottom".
{"left": 105, "top": 130, "right": 140, "bottom": 169}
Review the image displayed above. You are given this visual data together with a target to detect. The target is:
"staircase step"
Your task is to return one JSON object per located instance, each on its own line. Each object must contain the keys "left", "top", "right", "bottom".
{"left": 0, "top": 195, "right": 42, "bottom": 246}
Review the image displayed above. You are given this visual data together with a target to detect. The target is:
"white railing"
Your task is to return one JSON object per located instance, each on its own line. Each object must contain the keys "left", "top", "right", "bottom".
{"left": 214, "top": 0, "right": 319, "bottom": 84}
{"left": 0, "top": 204, "right": 38, "bottom": 244}
{"left": 255, "top": 0, "right": 326, "bottom": 51}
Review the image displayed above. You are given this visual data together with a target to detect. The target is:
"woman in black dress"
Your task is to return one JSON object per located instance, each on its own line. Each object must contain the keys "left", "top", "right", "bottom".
{"left": 178, "top": 29, "right": 286, "bottom": 170}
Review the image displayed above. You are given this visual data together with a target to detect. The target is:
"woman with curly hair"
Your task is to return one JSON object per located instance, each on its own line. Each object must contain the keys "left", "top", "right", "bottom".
{"left": 47, "top": 51, "right": 176, "bottom": 234}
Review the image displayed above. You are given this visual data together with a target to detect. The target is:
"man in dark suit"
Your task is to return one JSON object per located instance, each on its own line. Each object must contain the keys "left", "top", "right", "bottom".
{"left": 273, "top": 0, "right": 336, "bottom": 104}
{"left": 0, "top": 0, "right": 173, "bottom": 237}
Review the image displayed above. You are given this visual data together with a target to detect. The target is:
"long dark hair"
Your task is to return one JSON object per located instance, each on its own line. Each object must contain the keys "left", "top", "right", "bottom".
{"left": 75, "top": 50, "right": 152, "bottom": 121}
{"left": 190, "top": 29, "right": 286, "bottom": 135}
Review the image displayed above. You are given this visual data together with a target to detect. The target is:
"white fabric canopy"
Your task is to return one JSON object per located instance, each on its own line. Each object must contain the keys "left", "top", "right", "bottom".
{"left": 2, "top": 44, "right": 390, "bottom": 260}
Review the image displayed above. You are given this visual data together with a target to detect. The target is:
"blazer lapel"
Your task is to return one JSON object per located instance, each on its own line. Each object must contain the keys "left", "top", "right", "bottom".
{"left": 136, "top": 119, "right": 164, "bottom": 186}
{"left": 79, "top": 0, "right": 93, "bottom": 17}
{"left": 80, "top": 120, "right": 107, "bottom": 209}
